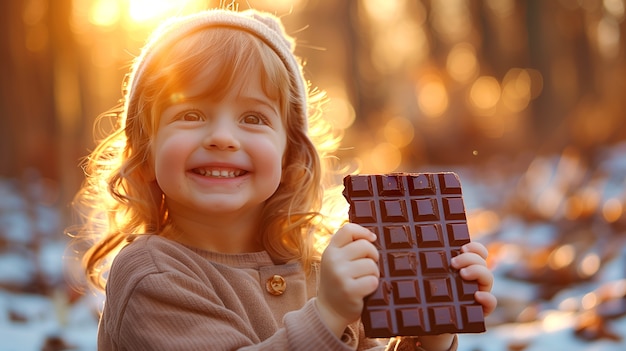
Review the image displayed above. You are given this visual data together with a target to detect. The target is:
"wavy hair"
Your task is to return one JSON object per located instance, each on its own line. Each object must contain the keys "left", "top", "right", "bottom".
{"left": 69, "top": 26, "right": 344, "bottom": 291}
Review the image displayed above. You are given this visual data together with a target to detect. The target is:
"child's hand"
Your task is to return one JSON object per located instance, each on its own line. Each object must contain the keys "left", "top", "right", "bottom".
{"left": 450, "top": 241, "right": 497, "bottom": 316}
{"left": 316, "top": 223, "right": 380, "bottom": 337}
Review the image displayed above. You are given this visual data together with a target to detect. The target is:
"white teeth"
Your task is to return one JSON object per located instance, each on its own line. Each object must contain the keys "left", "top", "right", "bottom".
{"left": 195, "top": 168, "right": 242, "bottom": 178}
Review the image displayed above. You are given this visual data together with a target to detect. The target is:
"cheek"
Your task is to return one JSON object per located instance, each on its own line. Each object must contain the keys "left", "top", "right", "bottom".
{"left": 266, "top": 146, "right": 285, "bottom": 182}
{"left": 152, "top": 135, "right": 188, "bottom": 182}
{"left": 254, "top": 138, "right": 286, "bottom": 185}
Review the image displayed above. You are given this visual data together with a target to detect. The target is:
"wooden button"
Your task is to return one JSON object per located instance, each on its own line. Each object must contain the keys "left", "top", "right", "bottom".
{"left": 266, "top": 275, "right": 286, "bottom": 296}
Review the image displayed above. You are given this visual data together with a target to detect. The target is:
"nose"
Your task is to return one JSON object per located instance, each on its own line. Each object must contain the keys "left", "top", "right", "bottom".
{"left": 202, "top": 118, "right": 240, "bottom": 151}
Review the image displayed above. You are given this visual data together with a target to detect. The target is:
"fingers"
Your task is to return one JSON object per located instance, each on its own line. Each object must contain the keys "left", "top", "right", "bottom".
{"left": 451, "top": 241, "right": 494, "bottom": 299}
{"left": 320, "top": 223, "right": 381, "bottom": 287}
{"left": 460, "top": 241, "right": 488, "bottom": 259}
{"left": 451, "top": 242, "right": 492, "bottom": 290}
{"left": 341, "top": 237, "right": 380, "bottom": 262}
{"left": 460, "top": 264, "right": 493, "bottom": 290}
{"left": 349, "top": 269, "right": 380, "bottom": 295}
{"left": 453, "top": 243, "right": 497, "bottom": 317}
{"left": 329, "top": 257, "right": 379, "bottom": 298}
{"left": 326, "top": 223, "right": 379, "bottom": 262}
{"left": 450, "top": 251, "right": 486, "bottom": 270}
{"left": 341, "top": 256, "right": 380, "bottom": 280}
{"left": 317, "top": 223, "right": 381, "bottom": 332}
{"left": 329, "top": 223, "right": 376, "bottom": 248}
{"left": 475, "top": 291, "right": 498, "bottom": 317}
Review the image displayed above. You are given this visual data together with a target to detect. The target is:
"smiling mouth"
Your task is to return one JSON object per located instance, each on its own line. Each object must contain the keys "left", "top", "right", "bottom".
{"left": 191, "top": 168, "right": 247, "bottom": 178}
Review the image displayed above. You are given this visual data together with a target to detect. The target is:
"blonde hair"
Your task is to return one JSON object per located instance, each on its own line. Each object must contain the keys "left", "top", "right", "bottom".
{"left": 69, "top": 24, "right": 343, "bottom": 291}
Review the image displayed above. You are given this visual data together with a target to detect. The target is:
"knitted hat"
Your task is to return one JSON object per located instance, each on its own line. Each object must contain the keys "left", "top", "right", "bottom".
{"left": 123, "top": 9, "right": 308, "bottom": 130}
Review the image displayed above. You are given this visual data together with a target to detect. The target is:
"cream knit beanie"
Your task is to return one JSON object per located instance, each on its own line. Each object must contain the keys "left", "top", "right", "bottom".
{"left": 123, "top": 9, "right": 308, "bottom": 130}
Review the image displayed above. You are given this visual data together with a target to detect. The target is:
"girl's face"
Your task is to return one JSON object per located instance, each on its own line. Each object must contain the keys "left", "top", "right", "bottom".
{"left": 150, "top": 63, "right": 287, "bottom": 223}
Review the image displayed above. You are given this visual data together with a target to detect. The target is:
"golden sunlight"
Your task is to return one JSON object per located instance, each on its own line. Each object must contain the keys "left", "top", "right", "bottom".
{"left": 361, "top": 0, "right": 407, "bottom": 23}
{"left": 383, "top": 117, "right": 414, "bottom": 148}
{"left": 446, "top": 43, "right": 478, "bottom": 83}
{"left": 128, "top": 0, "right": 189, "bottom": 23}
{"left": 417, "top": 75, "right": 449, "bottom": 118}
{"left": 89, "top": 0, "right": 121, "bottom": 27}
{"left": 361, "top": 142, "right": 402, "bottom": 173}
{"left": 326, "top": 94, "right": 356, "bottom": 130}
{"left": 501, "top": 68, "right": 531, "bottom": 113}
{"left": 469, "top": 76, "right": 501, "bottom": 112}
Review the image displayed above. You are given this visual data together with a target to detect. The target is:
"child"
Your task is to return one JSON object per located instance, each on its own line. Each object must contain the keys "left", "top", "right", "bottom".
{"left": 71, "top": 7, "right": 496, "bottom": 351}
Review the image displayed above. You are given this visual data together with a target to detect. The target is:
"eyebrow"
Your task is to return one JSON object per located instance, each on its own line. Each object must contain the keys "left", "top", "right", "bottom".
{"left": 238, "top": 95, "right": 280, "bottom": 116}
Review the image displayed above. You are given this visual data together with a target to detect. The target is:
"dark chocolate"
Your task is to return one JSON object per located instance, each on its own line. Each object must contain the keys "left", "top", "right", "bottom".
{"left": 343, "top": 173, "right": 486, "bottom": 337}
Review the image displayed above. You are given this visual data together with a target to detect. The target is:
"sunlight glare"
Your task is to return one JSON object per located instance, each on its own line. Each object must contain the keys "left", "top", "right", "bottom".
{"left": 326, "top": 93, "right": 356, "bottom": 130}
{"left": 361, "top": 143, "right": 402, "bottom": 173}
{"left": 128, "top": 0, "right": 187, "bottom": 23}
{"left": 362, "top": 0, "right": 407, "bottom": 23}
{"left": 90, "top": 0, "right": 121, "bottom": 27}
{"left": 542, "top": 310, "right": 574, "bottom": 332}
{"left": 446, "top": 43, "right": 478, "bottom": 83}
{"left": 597, "top": 16, "right": 620, "bottom": 59}
{"left": 417, "top": 75, "right": 449, "bottom": 118}
{"left": 604, "top": 0, "right": 625, "bottom": 19}
{"left": 383, "top": 116, "right": 414, "bottom": 148}
{"left": 501, "top": 68, "right": 531, "bottom": 112}
{"left": 469, "top": 76, "right": 501, "bottom": 112}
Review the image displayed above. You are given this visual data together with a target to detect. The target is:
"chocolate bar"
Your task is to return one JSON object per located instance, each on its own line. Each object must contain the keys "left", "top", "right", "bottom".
{"left": 343, "top": 172, "right": 485, "bottom": 337}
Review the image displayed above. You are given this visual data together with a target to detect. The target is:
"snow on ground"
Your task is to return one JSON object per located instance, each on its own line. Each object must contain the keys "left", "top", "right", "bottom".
{"left": 0, "top": 290, "right": 100, "bottom": 351}
{"left": 1, "top": 143, "right": 626, "bottom": 350}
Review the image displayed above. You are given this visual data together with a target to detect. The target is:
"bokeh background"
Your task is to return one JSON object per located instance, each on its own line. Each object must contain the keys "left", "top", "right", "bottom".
{"left": 1, "top": 0, "right": 626, "bottom": 350}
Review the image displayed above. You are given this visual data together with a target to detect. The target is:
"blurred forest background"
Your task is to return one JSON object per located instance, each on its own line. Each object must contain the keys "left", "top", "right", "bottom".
{"left": 1, "top": 0, "right": 626, "bottom": 350}
{"left": 2, "top": 0, "right": 626, "bottom": 211}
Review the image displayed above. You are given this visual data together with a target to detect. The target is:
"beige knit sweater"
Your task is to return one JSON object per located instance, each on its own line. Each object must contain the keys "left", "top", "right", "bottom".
{"left": 98, "top": 235, "right": 458, "bottom": 351}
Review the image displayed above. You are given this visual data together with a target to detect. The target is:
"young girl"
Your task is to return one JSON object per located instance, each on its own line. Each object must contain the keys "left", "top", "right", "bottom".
{"left": 72, "top": 7, "right": 496, "bottom": 351}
